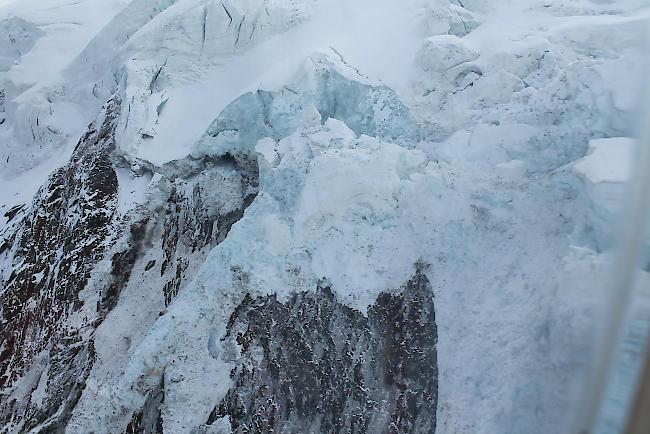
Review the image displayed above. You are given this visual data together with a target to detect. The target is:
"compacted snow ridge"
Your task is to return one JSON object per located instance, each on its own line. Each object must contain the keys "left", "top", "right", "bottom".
{"left": 0, "top": 0, "right": 648, "bottom": 433}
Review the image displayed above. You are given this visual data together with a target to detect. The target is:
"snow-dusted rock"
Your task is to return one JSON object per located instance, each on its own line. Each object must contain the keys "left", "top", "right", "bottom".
{"left": 0, "top": 97, "right": 259, "bottom": 431}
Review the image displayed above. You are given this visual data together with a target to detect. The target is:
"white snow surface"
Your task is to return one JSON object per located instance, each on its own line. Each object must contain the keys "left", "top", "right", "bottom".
{"left": 1, "top": 0, "right": 649, "bottom": 433}
{"left": 574, "top": 137, "right": 636, "bottom": 184}
{"left": 573, "top": 137, "right": 639, "bottom": 251}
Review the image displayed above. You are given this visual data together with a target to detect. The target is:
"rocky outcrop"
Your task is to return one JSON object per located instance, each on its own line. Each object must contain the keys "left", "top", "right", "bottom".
{"left": 154, "top": 154, "right": 258, "bottom": 307}
{"left": 125, "top": 376, "right": 165, "bottom": 434}
{"left": 0, "top": 98, "right": 122, "bottom": 431}
{"left": 209, "top": 270, "right": 438, "bottom": 434}
{"left": 0, "top": 98, "right": 259, "bottom": 432}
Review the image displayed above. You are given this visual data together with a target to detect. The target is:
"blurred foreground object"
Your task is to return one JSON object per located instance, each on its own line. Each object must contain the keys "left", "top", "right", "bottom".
{"left": 626, "top": 348, "right": 650, "bottom": 434}
{"left": 573, "top": 18, "right": 650, "bottom": 434}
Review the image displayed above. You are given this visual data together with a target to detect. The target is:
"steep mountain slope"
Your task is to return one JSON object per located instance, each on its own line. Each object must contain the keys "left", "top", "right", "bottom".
{"left": 0, "top": 0, "right": 648, "bottom": 433}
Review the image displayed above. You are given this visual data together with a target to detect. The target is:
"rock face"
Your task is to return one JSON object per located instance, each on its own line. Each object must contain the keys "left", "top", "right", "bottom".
{"left": 0, "top": 98, "right": 121, "bottom": 432}
{"left": 118, "top": 271, "right": 438, "bottom": 434}
{"left": 210, "top": 271, "right": 437, "bottom": 434}
{"left": 0, "top": 97, "right": 259, "bottom": 432}
{"left": 125, "top": 376, "right": 165, "bottom": 434}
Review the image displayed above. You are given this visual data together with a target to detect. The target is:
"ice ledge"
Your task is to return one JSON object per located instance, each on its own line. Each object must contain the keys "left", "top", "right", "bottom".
{"left": 574, "top": 137, "right": 636, "bottom": 184}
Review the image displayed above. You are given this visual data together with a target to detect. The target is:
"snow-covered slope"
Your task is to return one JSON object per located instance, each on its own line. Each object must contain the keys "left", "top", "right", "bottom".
{"left": 0, "top": 0, "right": 648, "bottom": 433}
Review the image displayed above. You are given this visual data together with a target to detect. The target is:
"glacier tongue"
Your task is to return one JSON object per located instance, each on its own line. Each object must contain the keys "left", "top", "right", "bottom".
{"left": 0, "top": 0, "right": 648, "bottom": 433}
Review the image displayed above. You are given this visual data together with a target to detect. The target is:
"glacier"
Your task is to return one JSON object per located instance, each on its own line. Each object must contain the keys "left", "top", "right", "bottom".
{"left": 0, "top": 0, "right": 648, "bottom": 433}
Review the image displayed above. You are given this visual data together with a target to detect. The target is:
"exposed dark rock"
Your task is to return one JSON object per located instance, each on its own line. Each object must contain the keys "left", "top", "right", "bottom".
{"left": 0, "top": 89, "right": 5, "bottom": 125}
{"left": 0, "top": 98, "right": 260, "bottom": 431}
{"left": 27, "top": 341, "right": 97, "bottom": 434}
{"left": 3, "top": 204, "right": 26, "bottom": 222}
{"left": 125, "top": 375, "right": 165, "bottom": 434}
{"left": 211, "top": 270, "right": 437, "bottom": 434}
{"left": 163, "top": 259, "right": 188, "bottom": 306}
{"left": 98, "top": 218, "right": 150, "bottom": 316}
{"left": 0, "top": 98, "right": 121, "bottom": 430}
{"left": 158, "top": 154, "right": 258, "bottom": 307}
